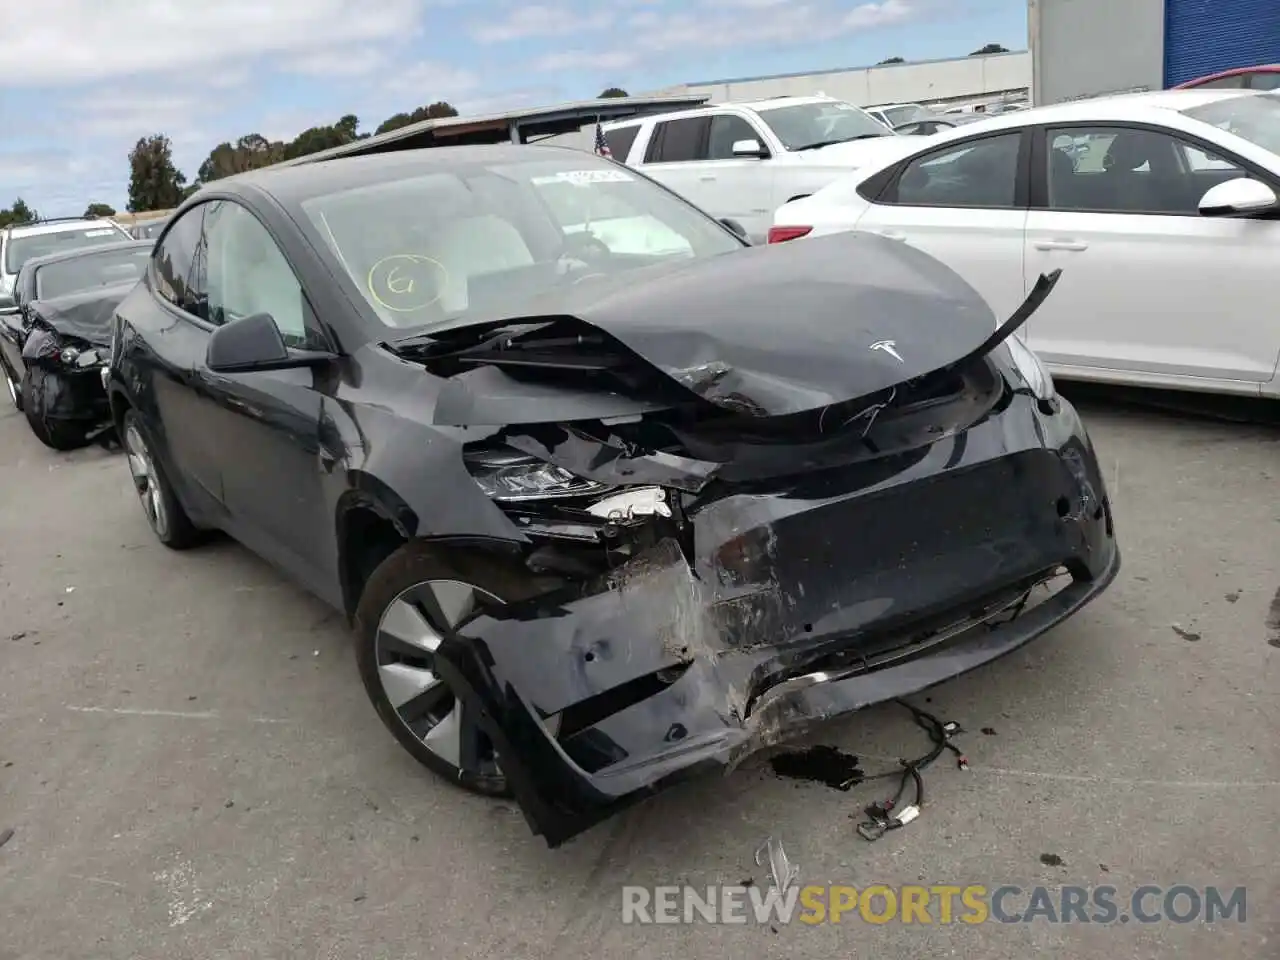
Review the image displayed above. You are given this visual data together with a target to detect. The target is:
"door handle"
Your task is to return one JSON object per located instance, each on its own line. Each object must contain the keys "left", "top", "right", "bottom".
{"left": 1033, "top": 239, "right": 1088, "bottom": 251}
{"left": 876, "top": 229, "right": 906, "bottom": 241}
{"left": 698, "top": 174, "right": 717, "bottom": 181}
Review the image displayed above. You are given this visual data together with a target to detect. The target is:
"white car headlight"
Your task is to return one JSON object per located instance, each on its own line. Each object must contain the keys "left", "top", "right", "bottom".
{"left": 1005, "top": 335, "right": 1055, "bottom": 402}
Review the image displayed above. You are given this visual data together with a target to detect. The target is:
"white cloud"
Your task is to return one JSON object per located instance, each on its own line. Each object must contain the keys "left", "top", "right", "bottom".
{"left": 0, "top": 0, "right": 425, "bottom": 86}
{"left": 471, "top": 4, "right": 611, "bottom": 42}
{"left": 534, "top": 0, "right": 922, "bottom": 70}
{"left": 381, "top": 60, "right": 482, "bottom": 99}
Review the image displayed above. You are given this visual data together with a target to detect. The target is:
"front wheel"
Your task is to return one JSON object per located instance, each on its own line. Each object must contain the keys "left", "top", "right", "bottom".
{"left": 121, "top": 409, "right": 203, "bottom": 549}
{"left": 354, "top": 544, "right": 547, "bottom": 797}
{"left": 22, "top": 369, "right": 89, "bottom": 450}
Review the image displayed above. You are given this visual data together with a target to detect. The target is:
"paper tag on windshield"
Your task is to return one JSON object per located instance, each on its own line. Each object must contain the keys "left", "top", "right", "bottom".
{"left": 531, "top": 169, "right": 634, "bottom": 186}
{"left": 84, "top": 229, "right": 117, "bottom": 237}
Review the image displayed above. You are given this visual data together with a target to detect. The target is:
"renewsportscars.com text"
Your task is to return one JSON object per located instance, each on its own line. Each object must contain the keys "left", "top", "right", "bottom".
{"left": 621, "top": 884, "right": 1247, "bottom": 926}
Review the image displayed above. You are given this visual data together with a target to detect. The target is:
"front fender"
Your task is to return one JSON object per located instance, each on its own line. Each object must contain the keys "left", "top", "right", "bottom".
{"left": 21, "top": 326, "right": 61, "bottom": 364}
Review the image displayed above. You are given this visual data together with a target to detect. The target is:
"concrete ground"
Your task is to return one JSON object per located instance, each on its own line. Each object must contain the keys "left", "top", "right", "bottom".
{"left": 0, "top": 389, "right": 1276, "bottom": 960}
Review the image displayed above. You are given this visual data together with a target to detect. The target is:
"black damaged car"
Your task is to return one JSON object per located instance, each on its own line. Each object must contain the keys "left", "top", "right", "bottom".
{"left": 104, "top": 146, "right": 1119, "bottom": 847}
{"left": 1, "top": 240, "right": 151, "bottom": 448}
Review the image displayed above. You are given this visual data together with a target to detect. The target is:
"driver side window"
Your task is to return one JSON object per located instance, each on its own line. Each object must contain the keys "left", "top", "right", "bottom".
{"left": 203, "top": 201, "right": 316, "bottom": 347}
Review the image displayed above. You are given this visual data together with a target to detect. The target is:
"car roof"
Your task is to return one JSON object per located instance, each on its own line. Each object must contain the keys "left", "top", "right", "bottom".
{"left": 601, "top": 94, "right": 858, "bottom": 127}
{"left": 4, "top": 218, "right": 119, "bottom": 238}
{"left": 903, "top": 88, "right": 1265, "bottom": 145}
{"left": 196, "top": 142, "right": 608, "bottom": 207}
{"left": 19, "top": 239, "right": 152, "bottom": 273}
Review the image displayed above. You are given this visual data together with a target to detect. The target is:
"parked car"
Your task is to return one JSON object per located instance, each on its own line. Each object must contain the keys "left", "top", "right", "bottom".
{"left": 0, "top": 240, "right": 151, "bottom": 447}
{"left": 105, "top": 144, "right": 1118, "bottom": 847}
{"left": 601, "top": 96, "right": 917, "bottom": 242}
{"left": 865, "top": 102, "right": 965, "bottom": 133}
{"left": 0, "top": 217, "right": 132, "bottom": 309}
{"left": 771, "top": 89, "right": 1280, "bottom": 399}
{"left": 1175, "top": 64, "right": 1280, "bottom": 91}
{"left": 129, "top": 217, "right": 170, "bottom": 240}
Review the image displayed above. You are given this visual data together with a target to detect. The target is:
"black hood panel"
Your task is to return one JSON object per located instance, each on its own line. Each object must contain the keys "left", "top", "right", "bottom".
{"left": 31, "top": 283, "right": 134, "bottom": 347}
{"left": 399, "top": 232, "right": 1059, "bottom": 425}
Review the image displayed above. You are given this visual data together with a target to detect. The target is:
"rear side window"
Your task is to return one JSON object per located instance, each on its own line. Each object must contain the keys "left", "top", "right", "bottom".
{"left": 646, "top": 116, "right": 710, "bottom": 163}
{"left": 152, "top": 204, "right": 210, "bottom": 320}
{"left": 888, "top": 133, "right": 1022, "bottom": 208}
{"left": 603, "top": 124, "right": 641, "bottom": 162}
{"left": 1190, "top": 75, "right": 1248, "bottom": 89}
{"left": 1250, "top": 72, "right": 1280, "bottom": 91}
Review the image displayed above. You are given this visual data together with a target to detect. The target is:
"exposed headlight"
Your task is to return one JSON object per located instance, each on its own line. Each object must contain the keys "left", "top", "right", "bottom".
{"left": 464, "top": 446, "right": 609, "bottom": 502}
{"left": 58, "top": 347, "right": 105, "bottom": 368}
{"left": 1005, "top": 335, "right": 1055, "bottom": 402}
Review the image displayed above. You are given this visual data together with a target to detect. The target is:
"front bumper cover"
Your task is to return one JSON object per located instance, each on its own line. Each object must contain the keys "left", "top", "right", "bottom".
{"left": 433, "top": 393, "right": 1119, "bottom": 847}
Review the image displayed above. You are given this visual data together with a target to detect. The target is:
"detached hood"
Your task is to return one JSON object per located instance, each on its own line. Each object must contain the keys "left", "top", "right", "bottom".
{"left": 398, "top": 231, "right": 1059, "bottom": 425}
{"left": 30, "top": 282, "right": 134, "bottom": 347}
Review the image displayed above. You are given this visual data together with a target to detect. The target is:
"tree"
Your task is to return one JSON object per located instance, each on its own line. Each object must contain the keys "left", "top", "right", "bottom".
{"left": 0, "top": 198, "right": 38, "bottom": 227}
{"left": 197, "top": 133, "right": 285, "bottom": 185}
{"left": 375, "top": 101, "right": 459, "bottom": 136}
{"left": 83, "top": 202, "right": 116, "bottom": 218}
{"left": 878, "top": 56, "right": 905, "bottom": 65}
{"left": 970, "top": 43, "right": 1010, "bottom": 55}
{"left": 281, "top": 115, "right": 367, "bottom": 161}
{"left": 127, "top": 135, "right": 188, "bottom": 213}
{"left": 598, "top": 87, "right": 628, "bottom": 98}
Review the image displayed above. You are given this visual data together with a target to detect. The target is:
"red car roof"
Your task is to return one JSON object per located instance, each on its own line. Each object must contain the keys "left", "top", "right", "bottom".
{"left": 1175, "top": 64, "right": 1280, "bottom": 89}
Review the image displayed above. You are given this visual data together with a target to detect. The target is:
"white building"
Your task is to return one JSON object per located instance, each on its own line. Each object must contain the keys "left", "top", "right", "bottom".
{"left": 649, "top": 50, "right": 1032, "bottom": 112}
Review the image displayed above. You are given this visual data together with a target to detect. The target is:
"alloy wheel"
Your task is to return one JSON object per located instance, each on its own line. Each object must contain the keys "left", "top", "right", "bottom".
{"left": 123, "top": 422, "right": 169, "bottom": 539}
{"left": 374, "top": 579, "right": 503, "bottom": 782}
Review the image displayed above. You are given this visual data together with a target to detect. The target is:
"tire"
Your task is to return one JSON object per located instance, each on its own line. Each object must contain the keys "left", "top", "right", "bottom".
{"left": 22, "top": 369, "right": 90, "bottom": 450}
{"left": 120, "top": 409, "right": 203, "bottom": 549}
{"left": 354, "top": 542, "right": 546, "bottom": 797}
{"left": 2, "top": 358, "right": 22, "bottom": 412}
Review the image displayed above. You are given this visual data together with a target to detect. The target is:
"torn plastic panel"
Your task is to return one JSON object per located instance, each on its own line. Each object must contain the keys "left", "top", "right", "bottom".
{"left": 389, "top": 231, "right": 1061, "bottom": 426}
{"left": 432, "top": 387, "right": 1119, "bottom": 847}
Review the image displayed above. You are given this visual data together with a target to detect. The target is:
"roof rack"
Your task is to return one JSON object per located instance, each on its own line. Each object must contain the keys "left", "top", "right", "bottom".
{"left": 2, "top": 215, "right": 98, "bottom": 234}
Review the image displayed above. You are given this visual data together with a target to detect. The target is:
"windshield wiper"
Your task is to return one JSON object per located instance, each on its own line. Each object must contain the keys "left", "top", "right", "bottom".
{"left": 793, "top": 134, "right": 886, "bottom": 151}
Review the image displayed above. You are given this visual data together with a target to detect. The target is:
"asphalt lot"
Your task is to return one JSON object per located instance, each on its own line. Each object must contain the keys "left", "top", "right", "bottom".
{"left": 1, "top": 389, "right": 1276, "bottom": 959}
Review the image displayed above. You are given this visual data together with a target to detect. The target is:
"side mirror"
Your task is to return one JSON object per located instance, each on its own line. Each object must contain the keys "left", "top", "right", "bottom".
{"left": 206, "top": 312, "right": 336, "bottom": 373}
{"left": 731, "top": 138, "right": 768, "bottom": 159}
{"left": 718, "top": 218, "right": 749, "bottom": 242}
{"left": 1198, "top": 177, "right": 1278, "bottom": 217}
{"left": 0, "top": 291, "right": 15, "bottom": 315}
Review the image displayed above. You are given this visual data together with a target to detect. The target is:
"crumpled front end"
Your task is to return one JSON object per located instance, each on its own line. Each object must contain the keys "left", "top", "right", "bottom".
{"left": 431, "top": 384, "right": 1118, "bottom": 848}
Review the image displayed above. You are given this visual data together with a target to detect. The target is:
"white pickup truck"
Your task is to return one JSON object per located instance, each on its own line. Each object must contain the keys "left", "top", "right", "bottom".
{"left": 601, "top": 96, "right": 922, "bottom": 243}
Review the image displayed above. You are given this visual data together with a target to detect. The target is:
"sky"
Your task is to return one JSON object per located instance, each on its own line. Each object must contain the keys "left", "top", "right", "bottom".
{"left": 0, "top": 0, "right": 1026, "bottom": 215}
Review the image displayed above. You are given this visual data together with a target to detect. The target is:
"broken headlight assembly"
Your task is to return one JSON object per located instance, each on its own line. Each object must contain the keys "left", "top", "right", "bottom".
{"left": 1004, "top": 335, "right": 1056, "bottom": 404}
{"left": 463, "top": 445, "right": 610, "bottom": 502}
{"left": 58, "top": 345, "right": 107, "bottom": 369}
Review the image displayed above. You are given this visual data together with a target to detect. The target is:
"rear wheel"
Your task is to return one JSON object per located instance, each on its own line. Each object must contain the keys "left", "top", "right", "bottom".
{"left": 354, "top": 543, "right": 545, "bottom": 797}
{"left": 22, "top": 369, "right": 89, "bottom": 450}
{"left": 121, "top": 409, "right": 202, "bottom": 549}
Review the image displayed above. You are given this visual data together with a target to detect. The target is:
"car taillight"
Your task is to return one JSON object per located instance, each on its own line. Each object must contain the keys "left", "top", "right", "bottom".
{"left": 767, "top": 226, "right": 813, "bottom": 244}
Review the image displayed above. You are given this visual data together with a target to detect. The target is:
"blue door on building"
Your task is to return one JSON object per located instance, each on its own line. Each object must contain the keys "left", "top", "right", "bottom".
{"left": 1164, "top": 0, "right": 1280, "bottom": 87}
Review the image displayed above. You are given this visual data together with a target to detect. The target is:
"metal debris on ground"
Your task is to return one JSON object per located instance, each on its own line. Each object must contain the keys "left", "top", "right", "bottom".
{"left": 754, "top": 836, "right": 799, "bottom": 891}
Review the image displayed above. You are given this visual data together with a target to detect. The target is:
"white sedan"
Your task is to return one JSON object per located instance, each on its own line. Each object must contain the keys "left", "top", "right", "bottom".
{"left": 770, "top": 89, "right": 1280, "bottom": 399}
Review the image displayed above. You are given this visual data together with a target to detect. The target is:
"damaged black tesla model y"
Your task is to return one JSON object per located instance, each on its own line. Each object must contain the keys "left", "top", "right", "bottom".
{"left": 104, "top": 145, "right": 1118, "bottom": 847}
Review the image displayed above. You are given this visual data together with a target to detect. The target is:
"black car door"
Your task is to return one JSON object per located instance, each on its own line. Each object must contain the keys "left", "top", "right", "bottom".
{"left": 135, "top": 202, "right": 228, "bottom": 525}
{"left": 192, "top": 199, "right": 339, "bottom": 604}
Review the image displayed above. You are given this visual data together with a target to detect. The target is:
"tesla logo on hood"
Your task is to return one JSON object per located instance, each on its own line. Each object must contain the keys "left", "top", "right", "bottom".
{"left": 869, "top": 339, "right": 904, "bottom": 363}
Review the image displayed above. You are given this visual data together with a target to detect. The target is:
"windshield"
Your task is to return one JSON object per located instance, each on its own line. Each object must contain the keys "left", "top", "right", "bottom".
{"left": 755, "top": 100, "right": 893, "bottom": 149}
{"left": 34, "top": 247, "right": 149, "bottom": 300}
{"left": 299, "top": 156, "right": 744, "bottom": 329}
{"left": 881, "top": 104, "right": 933, "bottom": 127}
{"left": 4, "top": 225, "right": 129, "bottom": 276}
{"left": 1180, "top": 92, "right": 1280, "bottom": 155}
